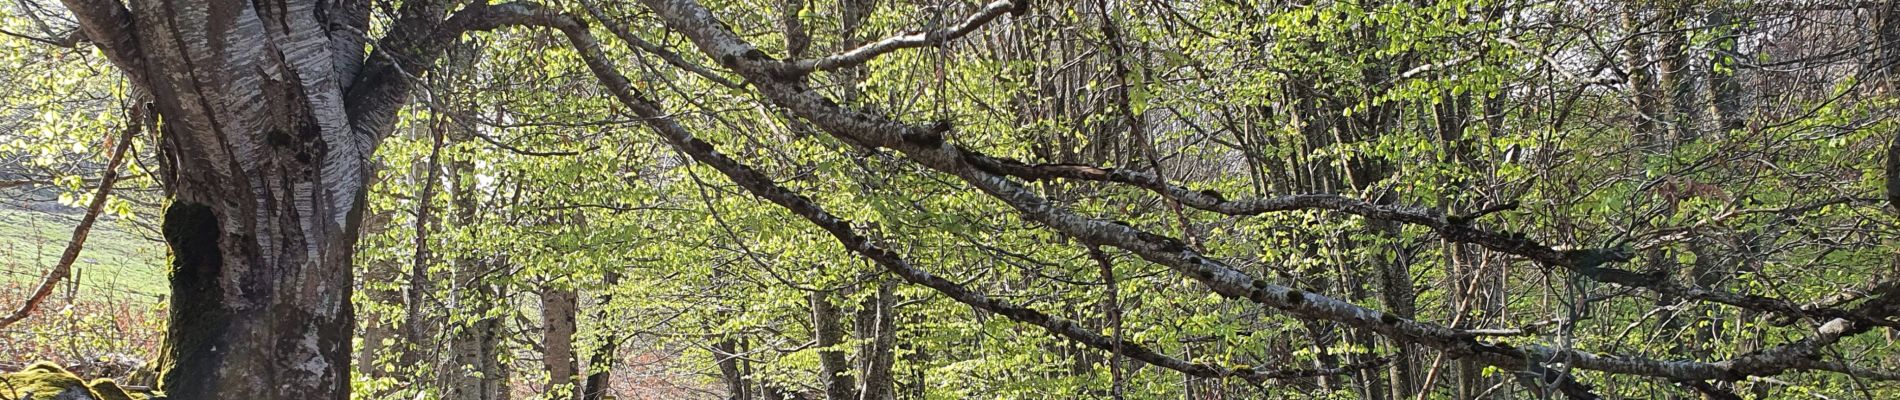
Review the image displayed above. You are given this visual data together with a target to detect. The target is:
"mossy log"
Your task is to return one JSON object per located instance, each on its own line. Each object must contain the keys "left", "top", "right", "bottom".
{"left": 0, "top": 362, "right": 162, "bottom": 400}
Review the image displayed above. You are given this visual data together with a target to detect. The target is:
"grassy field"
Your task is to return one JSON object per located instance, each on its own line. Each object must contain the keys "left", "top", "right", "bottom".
{"left": 0, "top": 203, "right": 168, "bottom": 367}
{"left": 0, "top": 206, "right": 167, "bottom": 298}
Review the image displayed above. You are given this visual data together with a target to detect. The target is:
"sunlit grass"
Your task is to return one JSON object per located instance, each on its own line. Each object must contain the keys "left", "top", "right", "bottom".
{"left": 0, "top": 206, "right": 166, "bottom": 297}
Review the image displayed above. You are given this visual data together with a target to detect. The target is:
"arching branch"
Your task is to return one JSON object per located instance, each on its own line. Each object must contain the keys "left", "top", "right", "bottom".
{"left": 345, "top": 0, "right": 552, "bottom": 151}
{"left": 780, "top": 0, "right": 1018, "bottom": 75}
{"left": 512, "top": 5, "right": 1382, "bottom": 385}
{"left": 961, "top": 155, "right": 1898, "bottom": 328}
{"left": 579, "top": 1, "right": 743, "bottom": 88}
{"left": 626, "top": 0, "right": 1900, "bottom": 385}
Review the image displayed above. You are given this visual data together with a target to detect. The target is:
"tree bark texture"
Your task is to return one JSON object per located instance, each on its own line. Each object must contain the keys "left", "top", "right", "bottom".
{"left": 542, "top": 286, "right": 581, "bottom": 400}
{"left": 52, "top": 0, "right": 528, "bottom": 395}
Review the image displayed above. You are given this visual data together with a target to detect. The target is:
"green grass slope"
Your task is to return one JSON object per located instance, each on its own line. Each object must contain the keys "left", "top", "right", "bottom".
{"left": 0, "top": 206, "right": 166, "bottom": 297}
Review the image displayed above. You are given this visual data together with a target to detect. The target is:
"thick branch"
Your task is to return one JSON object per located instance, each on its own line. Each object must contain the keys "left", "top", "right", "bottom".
{"left": 962, "top": 157, "right": 1896, "bottom": 328}
{"left": 52, "top": 0, "right": 145, "bottom": 85}
{"left": 346, "top": 1, "right": 542, "bottom": 149}
{"left": 580, "top": 1, "right": 743, "bottom": 88}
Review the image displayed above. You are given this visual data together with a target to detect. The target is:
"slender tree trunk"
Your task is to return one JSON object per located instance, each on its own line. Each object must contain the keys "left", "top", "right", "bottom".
{"left": 582, "top": 272, "right": 622, "bottom": 400}
{"left": 405, "top": 117, "right": 446, "bottom": 378}
{"left": 1623, "top": 7, "right": 1661, "bottom": 146}
{"left": 854, "top": 279, "right": 897, "bottom": 400}
{"left": 445, "top": 137, "right": 508, "bottom": 400}
{"left": 1656, "top": 5, "right": 1696, "bottom": 143}
{"left": 1091, "top": 247, "right": 1126, "bottom": 400}
{"left": 1451, "top": 93, "right": 1513, "bottom": 400}
{"left": 809, "top": 291, "right": 855, "bottom": 400}
{"left": 542, "top": 285, "right": 581, "bottom": 400}
{"left": 1873, "top": 0, "right": 1900, "bottom": 82}
{"left": 1706, "top": 6, "right": 1745, "bottom": 135}
{"left": 427, "top": 43, "right": 509, "bottom": 400}
{"left": 714, "top": 338, "right": 750, "bottom": 400}
{"left": 445, "top": 268, "right": 508, "bottom": 400}
{"left": 1340, "top": 66, "right": 1406, "bottom": 399}
{"left": 358, "top": 209, "right": 400, "bottom": 379}
{"left": 486, "top": 286, "right": 512, "bottom": 400}
{"left": 1285, "top": 72, "right": 1344, "bottom": 393}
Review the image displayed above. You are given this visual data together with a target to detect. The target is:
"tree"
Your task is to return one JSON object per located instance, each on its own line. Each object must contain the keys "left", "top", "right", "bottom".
{"left": 45, "top": 0, "right": 546, "bottom": 397}
{"left": 14, "top": 0, "right": 1900, "bottom": 398}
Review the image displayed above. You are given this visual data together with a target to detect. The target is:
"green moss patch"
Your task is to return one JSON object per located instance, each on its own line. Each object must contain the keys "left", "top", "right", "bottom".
{"left": 0, "top": 362, "right": 163, "bottom": 400}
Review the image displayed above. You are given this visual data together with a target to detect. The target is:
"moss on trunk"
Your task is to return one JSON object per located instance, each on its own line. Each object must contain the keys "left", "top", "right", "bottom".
{"left": 154, "top": 202, "right": 232, "bottom": 396}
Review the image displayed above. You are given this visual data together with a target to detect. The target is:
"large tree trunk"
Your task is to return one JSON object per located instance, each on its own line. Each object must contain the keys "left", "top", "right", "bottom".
{"left": 55, "top": 0, "right": 514, "bottom": 395}
{"left": 135, "top": 0, "right": 372, "bottom": 392}
{"left": 157, "top": 132, "right": 360, "bottom": 400}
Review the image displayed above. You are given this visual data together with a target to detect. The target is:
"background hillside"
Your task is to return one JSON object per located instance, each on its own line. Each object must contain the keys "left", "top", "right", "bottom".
{"left": 0, "top": 188, "right": 163, "bottom": 371}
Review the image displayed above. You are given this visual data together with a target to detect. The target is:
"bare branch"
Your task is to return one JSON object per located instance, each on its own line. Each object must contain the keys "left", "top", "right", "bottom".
{"left": 782, "top": 0, "right": 1016, "bottom": 75}
{"left": 0, "top": 27, "right": 82, "bottom": 47}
